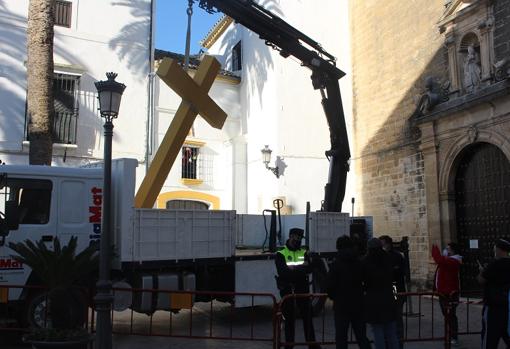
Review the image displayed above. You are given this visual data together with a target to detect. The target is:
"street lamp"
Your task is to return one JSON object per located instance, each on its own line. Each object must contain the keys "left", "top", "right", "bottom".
{"left": 261, "top": 145, "right": 280, "bottom": 178}
{"left": 94, "top": 72, "right": 125, "bottom": 349}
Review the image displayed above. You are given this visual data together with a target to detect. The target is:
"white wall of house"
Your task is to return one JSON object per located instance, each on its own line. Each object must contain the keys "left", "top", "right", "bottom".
{"left": 205, "top": 0, "right": 354, "bottom": 214}
{"left": 0, "top": 0, "right": 152, "bottom": 167}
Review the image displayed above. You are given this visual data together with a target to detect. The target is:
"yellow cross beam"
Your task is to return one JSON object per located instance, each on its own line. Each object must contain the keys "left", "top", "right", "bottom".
{"left": 134, "top": 56, "right": 227, "bottom": 208}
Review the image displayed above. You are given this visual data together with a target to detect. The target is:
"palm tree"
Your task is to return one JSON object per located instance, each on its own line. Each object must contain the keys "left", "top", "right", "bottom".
{"left": 9, "top": 237, "right": 98, "bottom": 331}
{"left": 26, "top": 0, "right": 55, "bottom": 165}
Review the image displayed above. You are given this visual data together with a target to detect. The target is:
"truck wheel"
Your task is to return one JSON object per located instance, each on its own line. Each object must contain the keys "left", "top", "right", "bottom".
{"left": 26, "top": 289, "right": 87, "bottom": 329}
{"left": 26, "top": 292, "right": 52, "bottom": 328}
{"left": 310, "top": 258, "right": 328, "bottom": 316}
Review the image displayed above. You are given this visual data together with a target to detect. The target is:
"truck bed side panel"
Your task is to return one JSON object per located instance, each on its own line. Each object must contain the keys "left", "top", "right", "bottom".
{"left": 127, "top": 209, "right": 236, "bottom": 262}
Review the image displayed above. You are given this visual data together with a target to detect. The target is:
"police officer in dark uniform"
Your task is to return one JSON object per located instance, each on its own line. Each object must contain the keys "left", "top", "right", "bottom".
{"left": 275, "top": 227, "right": 320, "bottom": 349}
{"left": 478, "top": 238, "right": 510, "bottom": 349}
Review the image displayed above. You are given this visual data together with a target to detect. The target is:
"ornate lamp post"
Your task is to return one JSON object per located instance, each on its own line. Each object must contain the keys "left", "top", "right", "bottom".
{"left": 94, "top": 72, "right": 125, "bottom": 349}
{"left": 261, "top": 145, "right": 280, "bottom": 178}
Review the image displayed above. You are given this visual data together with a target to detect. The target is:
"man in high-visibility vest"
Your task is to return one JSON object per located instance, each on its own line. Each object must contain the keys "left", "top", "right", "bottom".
{"left": 275, "top": 227, "right": 320, "bottom": 349}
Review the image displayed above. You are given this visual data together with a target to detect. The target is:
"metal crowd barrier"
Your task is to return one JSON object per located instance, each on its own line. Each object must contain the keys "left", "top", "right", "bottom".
{"left": 276, "top": 291, "right": 452, "bottom": 348}
{"left": 0, "top": 283, "right": 92, "bottom": 348}
{"left": 90, "top": 287, "right": 279, "bottom": 348}
{"left": 0, "top": 284, "right": 484, "bottom": 349}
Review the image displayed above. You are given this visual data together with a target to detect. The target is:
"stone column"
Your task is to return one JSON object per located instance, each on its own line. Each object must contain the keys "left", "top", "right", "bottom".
{"left": 445, "top": 34, "right": 460, "bottom": 96}
{"left": 419, "top": 122, "right": 442, "bottom": 246}
{"left": 439, "top": 191, "right": 456, "bottom": 246}
{"left": 478, "top": 17, "right": 495, "bottom": 82}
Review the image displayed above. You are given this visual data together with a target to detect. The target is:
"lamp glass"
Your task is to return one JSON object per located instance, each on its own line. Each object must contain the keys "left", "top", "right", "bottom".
{"left": 109, "top": 91, "right": 122, "bottom": 116}
{"left": 261, "top": 145, "right": 272, "bottom": 164}
{"left": 98, "top": 90, "right": 123, "bottom": 117}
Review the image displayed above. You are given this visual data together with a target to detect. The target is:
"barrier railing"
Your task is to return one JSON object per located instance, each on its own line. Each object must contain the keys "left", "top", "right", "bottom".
{"left": 456, "top": 291, "right": 483, "bottom": 336}
{"left": 0, "top": 284, "right": 47, "bottom": 334}
{"left": 0, "top": 283, "right": 92, "bottom": 349}
{"left": 0, "top": 284, "right": 483, "bottom": 349}
{"left": 276, "top": 291, "right": 451, "bottom": 348}
{"left": 90, "top": 287, "right": 278, "bottom": 347}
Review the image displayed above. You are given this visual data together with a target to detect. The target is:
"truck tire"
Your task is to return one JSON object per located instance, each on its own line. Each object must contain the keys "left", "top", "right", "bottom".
{"left": 26, "top": 292, "right": 52, "bottom": 328}
{"left": 26, "top": 288, "right": 87, "bottom": 329}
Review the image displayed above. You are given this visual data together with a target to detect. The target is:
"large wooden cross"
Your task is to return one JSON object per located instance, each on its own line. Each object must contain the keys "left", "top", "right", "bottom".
{"left": 134, "top": 56, "right": 227, "bottom": 208}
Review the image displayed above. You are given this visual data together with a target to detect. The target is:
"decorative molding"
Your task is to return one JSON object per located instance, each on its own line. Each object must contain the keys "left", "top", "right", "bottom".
{"left": 494, "top": 58, "right": 510, "bottom": 82}
{"left": 156, "top": 190, "right": 220, "bottom": 209}
{"left": 200, "top": 16, "right": 234, "bottom": 49}
{"left": 467, "top": 126, "right": 478, "bottom": 143}
{"left": 438, "top": 129, "right": 510, "bottom": 194}
{"left": 184, "top": 139, "right": 206, "bottom": 147}
{"left": 439, "top": 191, "right": 456, "bottom": 201}
{"left": 180, "top": 178, "right": 204, "bottom": 186}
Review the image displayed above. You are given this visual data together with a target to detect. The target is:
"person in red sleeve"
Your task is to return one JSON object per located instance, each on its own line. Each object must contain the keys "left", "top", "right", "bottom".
{"left": 431, "top": 242, "right": 462, "bottom": 346}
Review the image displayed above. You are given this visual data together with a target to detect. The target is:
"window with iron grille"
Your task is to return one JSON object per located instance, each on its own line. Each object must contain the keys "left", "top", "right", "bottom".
{"left": 25, "top": 73, "right": 80, "bottom": 144}
{"left": 232, "top": 41, "right": 242, "bottom": 71}
{"left": 181, "top": 146, "right": 199, "bottom": 179}
{"left": 55, "top": 1, "right": 72, "bottom": 28}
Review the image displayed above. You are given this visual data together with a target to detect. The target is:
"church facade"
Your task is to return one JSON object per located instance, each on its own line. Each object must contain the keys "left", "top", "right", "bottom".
{"left": 351, "top": 0, "right": 510, "bottom": 287}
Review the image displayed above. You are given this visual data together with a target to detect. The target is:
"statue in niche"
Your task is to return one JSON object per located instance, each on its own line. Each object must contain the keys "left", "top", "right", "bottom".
{"left": 463, "top": 44, "right": 481, "bottom": 92}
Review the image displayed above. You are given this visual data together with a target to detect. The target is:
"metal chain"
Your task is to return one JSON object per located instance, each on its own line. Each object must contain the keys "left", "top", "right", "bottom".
{"left": 184, "top": 0, "right": 194, "bottom": 70}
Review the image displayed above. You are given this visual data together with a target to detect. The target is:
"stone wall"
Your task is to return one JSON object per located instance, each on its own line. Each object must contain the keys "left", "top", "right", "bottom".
{"left": 350, "top": 0, "right": 447, "bottom": 286}
{"left": 494, "top": 0, "right": 510, "bottom": 61}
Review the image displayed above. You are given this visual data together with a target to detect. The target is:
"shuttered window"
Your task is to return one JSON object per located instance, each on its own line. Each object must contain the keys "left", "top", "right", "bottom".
{"left": 55, "top": 1, "right": 72, "bottom": 28}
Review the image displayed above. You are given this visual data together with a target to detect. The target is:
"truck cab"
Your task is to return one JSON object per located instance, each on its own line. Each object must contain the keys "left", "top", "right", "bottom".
{"left": 0, "top": 165, "right": 103, "bottom": 301}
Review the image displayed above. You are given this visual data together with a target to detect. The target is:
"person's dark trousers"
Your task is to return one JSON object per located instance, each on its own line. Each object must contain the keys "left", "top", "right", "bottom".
{"left": 481, "top": 305, "right": 510, "bottom": 349}
{"left": 395, "top": 296, "right": 405, "bottom": 348}
{"left": 439, "top": 293, "right": 459, "bottom": 341}
{"left": 281, "top": 293, "right": 320, "bottom": 349}
{"left": 333, "top": 304, "right": 371, "bottom": 349}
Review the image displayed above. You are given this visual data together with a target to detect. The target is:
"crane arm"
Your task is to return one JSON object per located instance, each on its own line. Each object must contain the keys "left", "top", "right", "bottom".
{"left": 197, "top": 0, "right": 350, "bottom": 212}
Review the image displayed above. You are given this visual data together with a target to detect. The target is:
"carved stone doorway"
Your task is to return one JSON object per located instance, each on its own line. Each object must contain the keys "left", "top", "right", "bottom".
{"left": 454, "top": 142, "right": 510, "bottom": 293}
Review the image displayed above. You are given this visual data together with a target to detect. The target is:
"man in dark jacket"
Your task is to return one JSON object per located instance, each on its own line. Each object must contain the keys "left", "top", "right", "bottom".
{"left": 275, "top": 227, "right": 320, "bottom": 349}
{"left": 362, "top": 237, "right": 399, "bottom": 349}
{"left": 380, "top": 235, "right": 406, "bottom": 348}
{"left": 478, "top": 238, "right": 510, "bottom": 349}
{"left": 327, "top": 235, "right": 371, "bottom": 349}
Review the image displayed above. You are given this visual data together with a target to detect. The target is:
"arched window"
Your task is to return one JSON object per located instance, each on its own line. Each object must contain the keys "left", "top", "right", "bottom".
{"left": 166, "top": 200, "right": 209, "bottom": 210}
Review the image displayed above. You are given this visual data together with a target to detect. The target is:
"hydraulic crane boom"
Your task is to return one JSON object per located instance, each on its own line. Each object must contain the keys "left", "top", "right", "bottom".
{"left": 197, "top": 0, "right": 350, "bottom": 212}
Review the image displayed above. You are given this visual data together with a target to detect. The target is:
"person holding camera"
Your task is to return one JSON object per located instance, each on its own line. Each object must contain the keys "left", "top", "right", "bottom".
{"left": 431, "top": 242, "right": 462, "bottom": 346}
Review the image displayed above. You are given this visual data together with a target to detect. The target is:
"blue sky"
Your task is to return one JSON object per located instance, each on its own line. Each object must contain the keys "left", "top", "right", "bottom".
{"left": 155, "top": 1, "right": 222, "bottom": 54}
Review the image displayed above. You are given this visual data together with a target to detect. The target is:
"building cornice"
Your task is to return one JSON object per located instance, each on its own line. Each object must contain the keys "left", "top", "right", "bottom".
{"left": 200, "top": 16, "right": 234, "bottom": 49}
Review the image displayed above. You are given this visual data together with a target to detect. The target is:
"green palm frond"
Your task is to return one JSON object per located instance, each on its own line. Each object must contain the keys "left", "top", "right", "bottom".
{"left": 8, "top": 236, "right": 98, "bottom": 289}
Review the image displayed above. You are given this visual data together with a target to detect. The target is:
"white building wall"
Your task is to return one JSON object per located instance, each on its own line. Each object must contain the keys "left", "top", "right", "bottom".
{"left": 0, "top": 0, "right": 151, "bottom": 167}
{"left": 206, "top": 0, "right": 354, "bottom": 214}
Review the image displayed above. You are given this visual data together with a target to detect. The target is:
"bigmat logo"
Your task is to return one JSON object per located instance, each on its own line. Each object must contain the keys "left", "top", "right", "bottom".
{"left": 0, "top": 258, "right": 23, "bottom": 270}
{"left": 89, "top": 187, "right": 102, "bottom": 246}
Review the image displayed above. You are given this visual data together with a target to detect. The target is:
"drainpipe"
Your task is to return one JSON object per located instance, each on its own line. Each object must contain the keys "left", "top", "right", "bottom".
{"left": 145, "top": 0, "right": 156, "bottom": 174}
